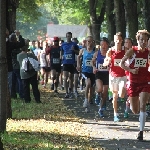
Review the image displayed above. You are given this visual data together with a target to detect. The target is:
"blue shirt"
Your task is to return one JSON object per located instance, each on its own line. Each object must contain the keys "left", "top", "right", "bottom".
{"left": 96, "top": 50, "right": 109, "bottom": 72}
{"left": 82, "top": 49, "right": 95, "bottom": 73}
{"left": 61, "top": 42, "right": 78, "bottom": 64}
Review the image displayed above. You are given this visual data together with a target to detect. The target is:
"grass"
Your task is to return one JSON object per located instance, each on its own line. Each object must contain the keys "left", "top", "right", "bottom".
{"left": 1, "top": 87, "right": 103, "bottom": 150}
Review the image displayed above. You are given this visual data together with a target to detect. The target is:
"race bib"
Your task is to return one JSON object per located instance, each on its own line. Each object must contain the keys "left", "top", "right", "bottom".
{"left": 65, "top": 54, "right": 72, "bottom": 59}
{"left": 98, "top": 64, "right": 109, "bottom": 71}
{"left": 53, "top": 58, "right": 60, "bottom": 64}
{"left": 134, "top": 58, "right": 147, "bottom": 67}
{"left": 114, "top": 59, "right": 121, "bottom": 66}
{"left": 85, "top": 60, "right": 92, "bottom": 66}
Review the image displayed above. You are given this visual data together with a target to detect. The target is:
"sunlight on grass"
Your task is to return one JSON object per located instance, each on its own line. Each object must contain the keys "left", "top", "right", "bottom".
{"left": 2, "top": 87, "right": 103, "bottom": 149}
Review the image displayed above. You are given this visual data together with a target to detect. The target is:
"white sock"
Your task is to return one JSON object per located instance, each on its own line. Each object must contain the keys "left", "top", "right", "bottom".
{"left": 130, "top": 104, "right": 132, "bottom": 111}
{"left": 125, "top": 102, "right": 130, "bottom": 113}
{"left": 114, "top": 113, "right": 119, "bottom": 117}
{"left": 140, "top": 111, "right": 146, "bottom": 131}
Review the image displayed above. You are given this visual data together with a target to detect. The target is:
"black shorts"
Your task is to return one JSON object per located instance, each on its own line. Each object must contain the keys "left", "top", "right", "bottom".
{"left": 82, "top": 72, "right": 95, "bottom": 87}
{"left": 63, "top": 64, "right": 76, "bottom": 74}
{"left": 51, "top": 65, "right": 61, "bottom": 73}
{"left": 95, "top": 71, "right": 109, "bottom": 85}
{"left": 42, "top": 67, "right": 51, "bottom": 72}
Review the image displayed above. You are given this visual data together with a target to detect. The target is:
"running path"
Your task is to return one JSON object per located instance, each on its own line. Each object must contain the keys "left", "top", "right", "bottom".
{"left": 61, "top": 92, "right": 150, "bottom": 150}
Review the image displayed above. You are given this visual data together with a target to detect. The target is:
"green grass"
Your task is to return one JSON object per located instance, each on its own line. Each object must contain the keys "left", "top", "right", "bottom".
{"left": 2, "top": 88, "right": 103, "bottom": 150}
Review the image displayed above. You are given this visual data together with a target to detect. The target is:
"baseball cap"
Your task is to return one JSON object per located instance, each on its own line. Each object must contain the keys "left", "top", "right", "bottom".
{"left": 53, "top": 37, "right": 59, "bottom": 41}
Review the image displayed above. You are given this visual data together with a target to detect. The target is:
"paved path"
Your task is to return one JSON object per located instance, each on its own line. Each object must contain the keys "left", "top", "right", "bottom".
{"left": 61, "top": 92, "right": 150, "bottom": 150}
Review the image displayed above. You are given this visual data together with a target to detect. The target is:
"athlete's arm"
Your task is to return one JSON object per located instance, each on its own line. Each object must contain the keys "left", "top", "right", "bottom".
{"left": 92, "top": 51, "right": 98, "bottom": 74}
{"left": 120, "top": 48, "right": 138, "bottom": 74}
{"left": 77, "top": 49, "right": 83, "bottom": 71}
{"left": 92, "top": 51, "right": 98, "bottom": 67}
{"left": 103, "top": 48, "right": 111, "bottom": 66}
{"left": 72, "top": 45, "right": 79, "bottom": 55}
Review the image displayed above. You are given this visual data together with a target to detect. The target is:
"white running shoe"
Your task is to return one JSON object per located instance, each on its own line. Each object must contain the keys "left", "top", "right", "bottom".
{"left": 83, "top": 100, "right": 89, "bottom": 108}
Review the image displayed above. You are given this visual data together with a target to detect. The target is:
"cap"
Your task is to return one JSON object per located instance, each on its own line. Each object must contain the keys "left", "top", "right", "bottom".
{"left": 53, "top": 37, "right": 59, "bottom": 41}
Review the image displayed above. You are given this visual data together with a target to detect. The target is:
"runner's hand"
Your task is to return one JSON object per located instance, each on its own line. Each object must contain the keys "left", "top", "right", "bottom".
{"left": 130, "top": 68, "right": 139, "bottom": 74}
{"left": 93, "top": 67, "right": 98, "bottom": 74}
{"left": 76, "top": 66, "right": 81, "bottom": 72}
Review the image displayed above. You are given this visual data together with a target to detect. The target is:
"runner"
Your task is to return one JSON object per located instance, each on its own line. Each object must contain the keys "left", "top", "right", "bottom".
{"left": 38, "top": 41, "right": 50, "bottom": 88}
{"left": 123, "top": 38, "right": 133, "bottom": 118}
{"left": 77, "top": 36, "right": 95, "bottom": 112}
{"left": 120, "top": 29, "right": 150, "bottom": 140}
{"left": 61, "top": 32, "right": 79, "bottom": 98}
{"left": 46, "top": 37, "right": 61, "bottom": 93}
{"left": 92, "top": 37, "right": 109, "bottom": 117}
{"left": 72, "top": 37, "right": 80, "bottom": 98}
{"left": 103, "top": 32, "right": 127, "bottom": 122}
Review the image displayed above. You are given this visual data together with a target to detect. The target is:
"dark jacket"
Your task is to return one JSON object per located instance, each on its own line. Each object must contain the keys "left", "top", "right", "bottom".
{"left": 6, "top": 36, "right": 25, "bottom": 72}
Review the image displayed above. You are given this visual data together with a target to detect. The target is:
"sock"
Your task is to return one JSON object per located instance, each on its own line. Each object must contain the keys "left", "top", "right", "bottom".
{"left": 125, "top": 101, "right": 130, "bottom": 113}
{"left": 140, "top": 111, "right": 146, "bottom": 131}
{"left": 114, "top": 113, "right": 119, "bottom": 117}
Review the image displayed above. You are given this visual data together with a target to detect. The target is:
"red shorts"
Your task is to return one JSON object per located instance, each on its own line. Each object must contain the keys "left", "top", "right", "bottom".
{"left": 127, "top": 82, "right": 150, "bottom": 97}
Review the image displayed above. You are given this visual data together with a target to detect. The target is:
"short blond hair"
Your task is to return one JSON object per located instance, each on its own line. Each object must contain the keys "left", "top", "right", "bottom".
{"left": 136, "top": 29, "right": 150, "bottom": 40}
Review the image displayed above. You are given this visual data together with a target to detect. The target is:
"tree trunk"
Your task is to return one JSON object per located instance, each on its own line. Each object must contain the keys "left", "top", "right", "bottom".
{"left": 89, "top": 0, "right": 105, "bottom": 44}
{"left": 143, "top": 0, "right": 150, "bottom": 32}
{"left": 106, "top": 0, "right": 116, "bottom": 42}
{"left": 0, "top": 137, "right": 4, "bottom": 150}
{"left": 114, "top": 0, "right": 126, "bottom": 39}
{"left": 124, "top": 0, "right": 138, "bottom": 43}
{"left": 0, "top": 0, "right": 7, "bottom": 133}
{"left": 6, "top": 0, "right": 19, "bottom": 32}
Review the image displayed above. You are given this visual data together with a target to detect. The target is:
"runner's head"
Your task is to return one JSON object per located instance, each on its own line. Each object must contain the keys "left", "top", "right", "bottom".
{"left": 100, "top": 37, "right": 109, "bottom": 52}
{"left": 66, "top": 32, "right": 72, "bottom": 42}
{"left": 136, "top": 29, "right": 150, "bottom": 49}
{"left": 86, "top": 36, "right": 95, "bottom": 50}
{"left": 114, "top": 32, "right": 123, "bottom": 46}
{"left": 53, "top": 37, "right": 59, "bottom": 46}
{"left": 124, "top": 38, "right": 133, "bottom": 49}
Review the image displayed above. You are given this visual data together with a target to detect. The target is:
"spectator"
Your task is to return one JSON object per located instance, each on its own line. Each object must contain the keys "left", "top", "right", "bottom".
{"left": 17, "top": 42, "right": 41, "bottom": 103}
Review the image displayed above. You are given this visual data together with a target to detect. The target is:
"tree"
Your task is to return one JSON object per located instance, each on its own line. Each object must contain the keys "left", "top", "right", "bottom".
{"left": 114, "top": 0, "right": 126, "bottom": 38}
{"left": 6, "top": 0, "right": 19, "bottom": 32}
{"left": 124, "top": 0, "right": 138, "bottom": 43}
{"left": 0, "top": 1, "right": 7, "bottom": 149}
{"left": 105, "top": 0, "right": 116, "bottom": 42}
{"left": 0, "top": 0, "right": 7, "bottom": 131}
{"left": 143, "top": 0, "right": 150, "bottom": 32}
{"left": 89, "top": 0, "right": 105, "bottom": 43}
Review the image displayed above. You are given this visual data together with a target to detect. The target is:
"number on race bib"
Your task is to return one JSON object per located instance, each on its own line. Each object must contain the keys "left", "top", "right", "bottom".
{"left": 114, "top": 59, "right": 121, "bottom": 66}
{"left": 53, "top": 58, "right": 60, "bottom": 64}
{"left": 134, "top": 58, "right": 147, "bottom": 67}
{"left": 65, "top": 54, "right": 72, "bottom": 59}
{"left": 98, "top": 64, "right": 109, "bottom": 71}
{"left": 85, "top": 60, "right": 92, "bottom": 66}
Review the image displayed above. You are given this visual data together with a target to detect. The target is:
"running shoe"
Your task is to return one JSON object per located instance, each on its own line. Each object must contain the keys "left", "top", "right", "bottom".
{"left": 69, "top": 92, "right": 74, "bottom": 98}
{"left": 50, "top": 84, "right": 54, "bottom": 90}
{"left": 98, "top": 109, "right": 104, "bottom": 117}
{"left": 74, "top": 91, "right": 79, "bottom": 98}
{"left": 64, "top": 93, "right": 69, "bottom": 98}
{"left": 61, "top": 86, "right": 64, "bottom": 90}
{"left": 114, "top": 116, "right": 120, "bottom": 122}
{"left": 137, "top": 131, "right": 143, "bottom": 141}
{"left": 83, "top": 100, "right": 89, "bottom": 108}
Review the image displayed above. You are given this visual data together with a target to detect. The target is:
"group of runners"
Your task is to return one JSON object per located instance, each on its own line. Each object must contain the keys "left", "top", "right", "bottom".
{"left": 31, "top": 30, "right": 150, "bottom": 141}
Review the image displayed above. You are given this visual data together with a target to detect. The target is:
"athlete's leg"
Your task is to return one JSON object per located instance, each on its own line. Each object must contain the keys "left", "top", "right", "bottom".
{"left": 54, "top": 72, "right": 60, "bottom": 92}
{"left": 63, "top": 71, "right": 69, "bottom": 94}
{"left": 50, "top": 69, "right": 56, "bottom": 90}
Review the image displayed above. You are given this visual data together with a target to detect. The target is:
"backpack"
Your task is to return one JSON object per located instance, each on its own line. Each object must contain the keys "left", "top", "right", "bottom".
{"left": 25, "top": 53, "right": 35, "bottom": 72}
